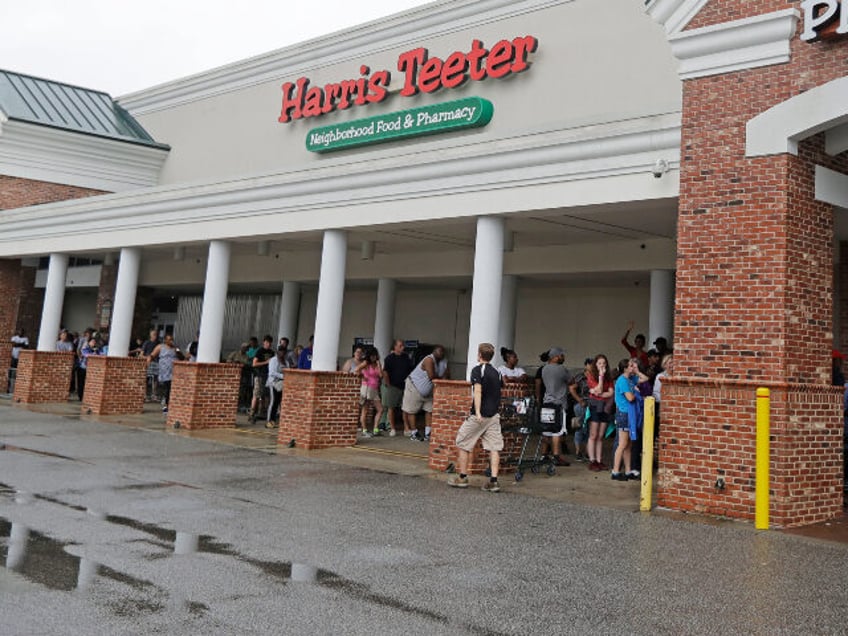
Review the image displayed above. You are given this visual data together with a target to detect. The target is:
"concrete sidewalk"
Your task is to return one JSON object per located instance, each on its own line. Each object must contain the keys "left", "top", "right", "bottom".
{"left": 2, "top": 396, "right": 845, "bottom": 543}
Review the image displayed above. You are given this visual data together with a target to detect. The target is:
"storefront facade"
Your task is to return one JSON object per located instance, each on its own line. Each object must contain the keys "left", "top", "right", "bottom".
{"left": 1, "top": 0, "right": 846, "bottom": 526}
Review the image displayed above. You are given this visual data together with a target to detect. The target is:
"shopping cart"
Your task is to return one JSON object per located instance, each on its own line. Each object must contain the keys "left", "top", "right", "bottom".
{"left": 145, "top": 361, "right": 159, "bottom": 402}
{"left": 498, "top": 396, "right": 558, "bottom": 480}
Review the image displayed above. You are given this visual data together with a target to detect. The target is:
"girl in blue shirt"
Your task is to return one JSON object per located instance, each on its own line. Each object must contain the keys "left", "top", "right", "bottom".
{"left": 612, "top": 358, "right": 649, "bottom": 481}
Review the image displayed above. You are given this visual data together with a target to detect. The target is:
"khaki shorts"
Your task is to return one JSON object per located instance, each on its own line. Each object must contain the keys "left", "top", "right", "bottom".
{"left": 381, "top": 384, "right": 403, "bottom": 409}
{"left": 402, "top": 377, "right": 433, "bottom": 414}
{"left": 456, "top": 414, "right": 503, "bottom": 452}
{"left": 253, "top": 376, "right": 267, "bottom": 400}
{"left": 360, "top": 384, "right": 380, "bottom": 405}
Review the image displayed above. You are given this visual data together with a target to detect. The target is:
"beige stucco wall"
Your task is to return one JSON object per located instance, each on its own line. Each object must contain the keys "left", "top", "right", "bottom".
{"left": 296, "top": 283, "right": 648, "bottom": 377}
{"left": 133, "top": 0, "right": 680, "bottom": 185}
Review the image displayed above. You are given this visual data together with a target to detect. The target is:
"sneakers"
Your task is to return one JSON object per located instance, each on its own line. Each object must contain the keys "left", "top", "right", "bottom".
{"left": 162, "top": 406, "right": 168, "bottom": 413}
{"left": 372, "top": 428, "right": 381, "bottom": 437}
{"left": 611, "top": 472, "right": 627, "bottom": 481}
{"left": 482, "top": 480, "right": 501, "bottom": 493}
{"left": 388, "top": 428, "right": 397, "bottom": 437}
{"left": 409, "top": 431, "right": 422, "bottom": 442}
{"left": 589, "top": 461, "right": 602, "bottom": 472}
{"left": 575, "top": 453, "right": 589, "bottom": 463}
{"left": 447, "top": 475, "right": 469, "bottom": 488}
{"left": 626, "top": 470, "right": 640, "bottom": 481}
{"left": 553, "top": 455, "right": 570, "bottom": 467}
{"left": 423, "top": 434, "right": 431, "bottom": 442}
{"left": 361, "top": 429, "right": 373, "bottom": 438}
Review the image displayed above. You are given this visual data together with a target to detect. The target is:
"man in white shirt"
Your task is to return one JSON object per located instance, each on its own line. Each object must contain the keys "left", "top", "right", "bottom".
{"left": 10, "top": 328, "right": 29, "bottom": 367}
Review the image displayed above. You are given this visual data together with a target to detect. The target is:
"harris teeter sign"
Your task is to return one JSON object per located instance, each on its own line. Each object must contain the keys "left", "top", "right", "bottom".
{"left": 306, "top": 97, "right": 493, "bottom": 153}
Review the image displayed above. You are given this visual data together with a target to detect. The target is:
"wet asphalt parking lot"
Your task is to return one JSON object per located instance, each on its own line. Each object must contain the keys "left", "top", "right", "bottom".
{"left": 1, "top": 403, "right": 847, "bottom": 635}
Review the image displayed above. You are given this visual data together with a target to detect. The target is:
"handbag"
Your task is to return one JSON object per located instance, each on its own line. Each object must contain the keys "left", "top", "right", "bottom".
{"left": 539, "top": 403, "right": 563, "bottom": 433}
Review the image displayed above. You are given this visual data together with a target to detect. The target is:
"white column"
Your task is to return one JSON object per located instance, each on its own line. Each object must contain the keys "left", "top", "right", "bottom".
{"left": 649, "top": 269, "right": 675, "bottom": 346}
{"left": 312, "top": 230, "right": 347, "bottom": 371}
{"left": 196, "top": 240, "right": 231, "bottom": 364}
{"left": 497, "top": 274, "right": 517, "bottom": 352}
{"left": 466, "top": 216, "right": 504, "bottom": 378}
{"left": 373, "top": 278, "right": 396, "bottom": 359}
{"left": 108, "top": 247, "right": 141, "bottom": 358}
{"left": 37, "top": 253, "right": 69, "bottom": 351}
{"left": 276, "top": 281, "right": 301, "bottom": 344}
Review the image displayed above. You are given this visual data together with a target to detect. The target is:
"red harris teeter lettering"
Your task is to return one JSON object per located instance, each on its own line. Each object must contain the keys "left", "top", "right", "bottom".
{"left": 278, "top": 35, "right": 538, "bottom": 123}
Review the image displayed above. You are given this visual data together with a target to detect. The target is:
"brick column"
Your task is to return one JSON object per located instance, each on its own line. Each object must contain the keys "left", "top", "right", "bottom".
{"left": 429, "top": 379, "right": 532, "bottom": 474}
{"left": 81, "top": 356, "right": 147, "bottom": 416}
{"left": 664, "top": 12, "right": 848, "bottom": 526}
{"left": 166, "top": 362, "right": 240, "bottom": 430}
{"left": 838, "top": 241, "right": 848, "bottom": 355}
{"left": 278, "top": 370, "right": 359, "bottom": 449}
{"left": 0, "top": 259, "right": 22, "bottom": 383}
{"left": 16, "top": 264, "right": 43, "bottom": 341}
{"left": 95, "top": 261, "right": 117, "bottom": 333}
{"left": 660, "top": 379, "right": 843, "bottom": 526}
{"left": 132, "top": 287, "right": 155, "bottom": 342}
{"left": 12, "top": 350, "right": 75, "bottom": 404}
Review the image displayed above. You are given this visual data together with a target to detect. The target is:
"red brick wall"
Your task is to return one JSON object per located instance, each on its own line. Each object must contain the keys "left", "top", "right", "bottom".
{"left": 686, "top": 0, "right": 789, "bottom": 31}
{"left": 666, "top": 3, "right": 848, "bottom": 526}
{"left": 12, "top": 350, "right": 75, "bottom": 403}
{"left": 0, "top": 176, "right": 107, "bottom": 345}
{"left": 278, "top": 370, "right": 360, "bottom": 449}
{"left": 166, "top": 362, "right": 240, "bottom": 430}
{"left": 0, "top": 175, "right": 106, "bottom": 210}
{"left": 660, "top": 378, "right": 843, "bottom": 526}
{"left": 429, "top": 379, "right": 533, "bottom": 475}
{"left": 81, "top": 355, "right": 147, "bottom": 416}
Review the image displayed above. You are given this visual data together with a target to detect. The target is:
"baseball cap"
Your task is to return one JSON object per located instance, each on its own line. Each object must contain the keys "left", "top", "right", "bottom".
{"left": 548, "top": 347, "right": 565, "bottom": 358}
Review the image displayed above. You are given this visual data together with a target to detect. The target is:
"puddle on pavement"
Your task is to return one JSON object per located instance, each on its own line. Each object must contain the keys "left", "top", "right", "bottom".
{"left": 0, "top": 488, "right": 507, "bottom": 635}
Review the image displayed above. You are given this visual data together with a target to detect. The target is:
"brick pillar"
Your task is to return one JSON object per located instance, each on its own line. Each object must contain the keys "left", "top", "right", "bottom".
{"left": 166, "top": 362, "right": 240, "bottom": 430}
{"left": 16, "top": 263, "right": 43, "bottom": 340}
{"left": 95, "top": 261, "right": 118, "bottom": 333}
{"left": 132, "top": 287, "right": 155, "bottom": 343}
{"left": 278, "top": 370, "right": 359, "bottom": 449}
{"left": 429, "top": 379, "right": 532, "bottom": 475}
{"left": 664, "top": 15, "right": 848, "bottom": 526}
{"left": 0, "top": 259, "right": 22, "bottom": 378}
{"left": 12, "top": 350, "right": 75, "bottom": 404}
{"left": 838, "top": 242, "right": 848, "bottom": 356}
{"left": 80, "top": 356, "right": 147, "bottom": 416}
{"left": 660, "top": 379, "right": 843, "bottom": 526}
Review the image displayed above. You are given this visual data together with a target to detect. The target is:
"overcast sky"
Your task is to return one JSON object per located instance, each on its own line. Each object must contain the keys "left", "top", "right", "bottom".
{"left": 2, "top": 0, "right": 434, "bottom": 97}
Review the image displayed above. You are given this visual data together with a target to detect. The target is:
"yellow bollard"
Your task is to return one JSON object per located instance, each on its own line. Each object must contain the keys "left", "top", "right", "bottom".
{"left": 755, "top": 388, "right": 770, "bottom": 530}
{"left": 640, "top": 397, "right": 656, "bottom": 512}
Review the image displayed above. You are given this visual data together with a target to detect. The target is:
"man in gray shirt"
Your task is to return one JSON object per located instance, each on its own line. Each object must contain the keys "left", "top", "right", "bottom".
{"left": 540, "top": 347, "right": 574, "bottom": 465}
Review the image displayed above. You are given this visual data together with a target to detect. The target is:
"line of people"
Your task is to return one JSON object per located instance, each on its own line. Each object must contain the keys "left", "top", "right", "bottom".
{"left": 531, "top": 323, "right": 672, "bottom": 482}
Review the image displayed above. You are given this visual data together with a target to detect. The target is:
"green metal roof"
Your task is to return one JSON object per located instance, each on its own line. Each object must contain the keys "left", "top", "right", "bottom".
{"left": 0, "top": 69, "right": 168, "bottom": 149}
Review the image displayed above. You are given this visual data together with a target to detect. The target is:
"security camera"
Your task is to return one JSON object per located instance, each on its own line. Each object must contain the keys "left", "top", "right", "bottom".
{"left": 652, "top": 159, "right": 669, "bottom": 178}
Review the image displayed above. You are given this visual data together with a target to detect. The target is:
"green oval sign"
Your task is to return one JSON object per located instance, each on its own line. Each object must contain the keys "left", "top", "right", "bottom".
{"left": 306, "top": 97, "right": 494, "bottom": 153}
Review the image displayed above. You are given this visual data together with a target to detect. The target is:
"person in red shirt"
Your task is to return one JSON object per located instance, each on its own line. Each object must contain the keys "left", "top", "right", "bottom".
{"left": 621, "top": 321, "right": 649, "bottom": 369}
{"left": 586, "top": 354, "right": 614, "bottom": 471}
